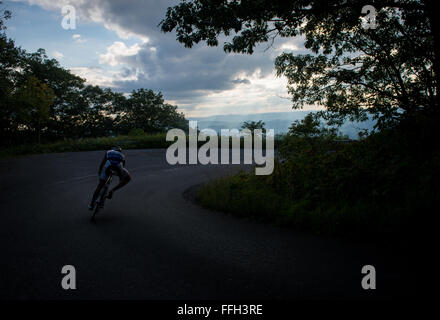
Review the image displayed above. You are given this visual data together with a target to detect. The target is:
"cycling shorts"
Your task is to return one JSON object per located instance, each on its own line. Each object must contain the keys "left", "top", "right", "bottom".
{"left": 100, "top": 161, "right": 129, "bottom": 181}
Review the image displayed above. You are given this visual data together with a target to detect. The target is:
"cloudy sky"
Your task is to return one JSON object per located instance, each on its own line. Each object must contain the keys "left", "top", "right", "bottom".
{"left": 4, "top": 0, "right": 312, "bottom": 117}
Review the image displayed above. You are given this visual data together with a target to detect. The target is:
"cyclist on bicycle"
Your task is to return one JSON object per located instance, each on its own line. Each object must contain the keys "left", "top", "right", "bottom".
{"left": 88, "top": 146, "right": 131, "bottom": 210}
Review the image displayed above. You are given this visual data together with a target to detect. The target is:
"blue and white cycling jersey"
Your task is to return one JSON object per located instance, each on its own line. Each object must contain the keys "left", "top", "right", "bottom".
{"left": 106, "top": 150, "right": 125, "bottom": 166}
{"left": 100, "top": 150, "right": 126, "bottom": 180}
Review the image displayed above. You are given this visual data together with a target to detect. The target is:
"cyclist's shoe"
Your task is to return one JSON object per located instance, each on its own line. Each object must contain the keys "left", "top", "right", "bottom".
{"left": 88, "top": 203, "right": 94, "bottom": 210}
{"left": 107, "top": 190, "right": 113, "bottom": 199}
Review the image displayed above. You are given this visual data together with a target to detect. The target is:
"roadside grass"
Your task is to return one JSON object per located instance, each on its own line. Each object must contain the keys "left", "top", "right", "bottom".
{"left": 196, "top": 123, "right": 439, "bottom": 240}
{"left": 0, "top": 133, "right": 169, "bottom": 158}
{"left": 0, "top": 133, "right": 284, "bottom": 158}
{"left": 196, "top": 171, "right": 293, "bottom": 222}
{"left": 194, "top": 171, "right": 375, "bottom": 236}
{"left": 196, "top": 167, "right": 434, "bottom": 240}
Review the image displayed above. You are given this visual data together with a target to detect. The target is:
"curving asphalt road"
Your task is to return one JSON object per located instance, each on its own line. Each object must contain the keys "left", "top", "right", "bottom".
{"left": 0, "top": 149, "right": 418, "bottom": 299}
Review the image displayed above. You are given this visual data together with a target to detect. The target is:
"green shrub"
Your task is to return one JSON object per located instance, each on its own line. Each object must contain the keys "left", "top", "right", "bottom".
{"left": 128, "top": 128, "right": 146, "bottom": 136}
{"left": 0, "top": 133, "right": 170, "bottom": 158}
{"left": 196, "top": 116, "right": 440, "bottom": 240}
{"left": 1, "top": 132, "right": 286, "bottom": 158}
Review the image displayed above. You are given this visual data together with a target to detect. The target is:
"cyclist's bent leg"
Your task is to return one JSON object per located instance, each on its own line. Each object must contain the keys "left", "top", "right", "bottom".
{"left": 110, "top": 168, "right": 131, "bottom": 194}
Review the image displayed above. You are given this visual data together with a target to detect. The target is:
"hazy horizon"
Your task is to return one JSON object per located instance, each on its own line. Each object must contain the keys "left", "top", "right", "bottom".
{"left": 189, "top": 110, "right": 375, "bottom": 139}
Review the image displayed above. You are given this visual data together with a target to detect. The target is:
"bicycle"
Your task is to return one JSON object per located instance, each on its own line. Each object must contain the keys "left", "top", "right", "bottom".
{"left": 91, "top": 169, "right": 116, "bottom": 220}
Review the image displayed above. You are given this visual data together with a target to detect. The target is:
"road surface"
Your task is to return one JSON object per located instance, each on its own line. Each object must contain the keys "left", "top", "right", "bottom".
{"left": 0, "top": 149, "right": 417, "bottom": 299}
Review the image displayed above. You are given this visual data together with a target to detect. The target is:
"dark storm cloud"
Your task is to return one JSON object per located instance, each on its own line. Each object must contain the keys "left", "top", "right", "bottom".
{"left": 64, "top": 0, "right": 279, "bottom": 99}
{"left": 231, "top": 78, "right": 251, "bottom": 85}
{"left": 111, "top": 39, "right": 275, "bottom": 101}
{"left": 29, "top": 0, "right": 303, "bottom": 113}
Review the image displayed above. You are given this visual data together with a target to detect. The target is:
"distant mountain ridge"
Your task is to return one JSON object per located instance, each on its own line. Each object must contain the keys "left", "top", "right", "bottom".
{"left": 189, "top": 111, "right": 375, "bottom": 139}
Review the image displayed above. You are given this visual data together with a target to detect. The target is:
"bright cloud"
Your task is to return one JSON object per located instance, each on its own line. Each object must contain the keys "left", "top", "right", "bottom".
{"left": 72, "top": 34, "right": 86, "bottom": 43}
{"left": 52, "top": 51, "right": 64, "bottom": 59}
{"left": 70, "top": 64, "right": 139, "bottom": 87}
{"left": 99, "top": 41, "right": 142, "bottom": 67}
{"left": 70, "top": 66, "right": 116, "bottom": 87}
{"left": 16, "top": 0, "right": 315, "bottom": 117}
{"left": 183, "top": 70, "right": 291, "bottom": 117}
{"left": 279, "top": 43, "right": 300, "bottom": 51}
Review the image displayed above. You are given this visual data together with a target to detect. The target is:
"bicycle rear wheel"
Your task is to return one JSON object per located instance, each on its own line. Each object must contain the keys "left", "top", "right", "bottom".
{"left": 91, "top": 174, "right": 113, "bottom": 221}
{"left": 91, "top": 187, "right": 106, "bottom": 220}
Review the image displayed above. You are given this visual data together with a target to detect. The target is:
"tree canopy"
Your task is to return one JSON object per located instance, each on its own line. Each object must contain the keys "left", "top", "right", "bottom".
{"left": 13, "top": 76, "right": 55, "bottom": 144}
{"left": 0, "top": 3, "right": 188, "bottom": 146}
{"left": 160, "top": 0, "right": 439, "bottom": 129}
{"left": 241, "top": 120, "right": 265, "bottom": 134}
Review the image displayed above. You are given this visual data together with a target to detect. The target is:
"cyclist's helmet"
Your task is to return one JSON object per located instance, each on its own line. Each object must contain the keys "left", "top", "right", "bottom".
{"left": 111, "top": 146, "right": 122, "bottom": 152}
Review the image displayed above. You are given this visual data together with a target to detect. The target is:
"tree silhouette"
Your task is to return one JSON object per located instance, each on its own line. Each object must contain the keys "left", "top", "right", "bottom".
{"left": 13, "top": 76, "right": 55, "bottom": 144}
{"left": 160, "top": 0, "right": 440, "bottom": 129}
{"left": 241, "top": 120, "right": 265, "bottom": 135}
